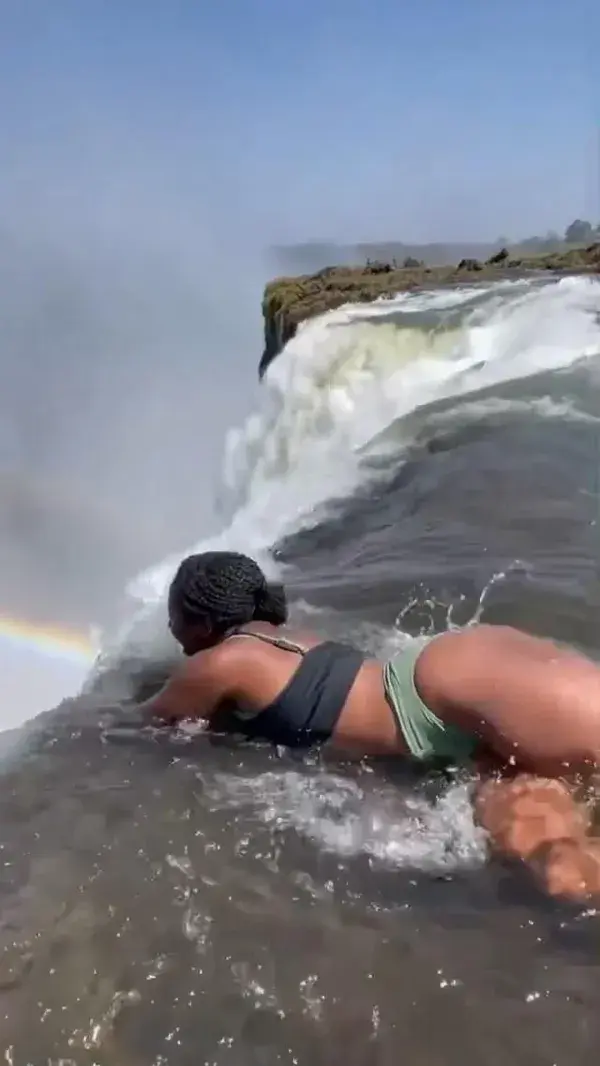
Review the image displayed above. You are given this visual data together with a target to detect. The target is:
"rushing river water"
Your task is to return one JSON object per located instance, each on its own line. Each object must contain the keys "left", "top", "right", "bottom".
{"left": 2, "top": 274, "right": 600, "bottom": 1065}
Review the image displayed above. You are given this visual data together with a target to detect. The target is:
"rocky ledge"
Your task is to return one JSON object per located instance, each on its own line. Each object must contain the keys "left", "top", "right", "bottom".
{"left": 260, "top": 243, "right": 600, "bottom": 377}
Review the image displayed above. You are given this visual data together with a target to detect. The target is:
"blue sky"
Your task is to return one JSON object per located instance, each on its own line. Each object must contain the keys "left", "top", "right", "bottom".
{"left": 0, "top": 0, "right": 597, "bottom": 243}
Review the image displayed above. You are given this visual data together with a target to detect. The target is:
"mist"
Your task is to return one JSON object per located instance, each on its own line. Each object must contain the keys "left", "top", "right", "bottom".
{"left": 0, "top": 127, "right": 268, "bottom": 634}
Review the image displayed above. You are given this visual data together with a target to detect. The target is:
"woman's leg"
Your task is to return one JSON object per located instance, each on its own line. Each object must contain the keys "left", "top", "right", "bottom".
{"left": 418, "top": 624, "right": 600, "bottom": 772}
{"left": 474, "top": 775, "right": 600, "bottom": 901}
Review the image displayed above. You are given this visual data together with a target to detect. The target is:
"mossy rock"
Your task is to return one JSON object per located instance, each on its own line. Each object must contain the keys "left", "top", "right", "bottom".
{"left": 259, "top": 243, "right": 600, "bottom": 377}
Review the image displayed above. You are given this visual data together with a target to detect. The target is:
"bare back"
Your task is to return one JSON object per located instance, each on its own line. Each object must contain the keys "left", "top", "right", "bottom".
{"left": 218, "top": 623, "right": 408, "bottom": 755}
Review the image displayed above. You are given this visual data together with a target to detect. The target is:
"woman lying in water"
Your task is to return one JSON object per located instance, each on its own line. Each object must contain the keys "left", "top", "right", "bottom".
{"left": 135, "top": 550, "right": 600, "bottom": 903}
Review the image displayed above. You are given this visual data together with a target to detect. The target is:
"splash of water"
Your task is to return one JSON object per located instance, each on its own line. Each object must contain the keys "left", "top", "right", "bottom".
{"left": 200, "top": 767, "right": 486, "bottom": 872}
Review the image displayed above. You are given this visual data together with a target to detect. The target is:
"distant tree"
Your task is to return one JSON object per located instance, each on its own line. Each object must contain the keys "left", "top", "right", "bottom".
{"left": 564, "top": 219, "right": 594, "bottom": 244}
{"left": 402, "top": 256, "right": 423, "bottom": 268}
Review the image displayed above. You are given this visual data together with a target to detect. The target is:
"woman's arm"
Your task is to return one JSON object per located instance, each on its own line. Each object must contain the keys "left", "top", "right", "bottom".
{"left": 136, "top": 646, "right": 232, "bottom": 725}
{"left": 474, "top": 775, "right": 600, "bottom": 901}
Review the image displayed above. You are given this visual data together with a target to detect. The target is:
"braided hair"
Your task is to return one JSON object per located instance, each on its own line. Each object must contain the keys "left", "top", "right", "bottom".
{"left": 168, "top": 551, "right": 288, "bottom": 637}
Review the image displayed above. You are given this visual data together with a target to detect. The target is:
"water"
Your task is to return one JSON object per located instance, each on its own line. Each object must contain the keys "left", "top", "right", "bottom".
{"left": 3, "top": 274, "right": 600, "bottom": 1064}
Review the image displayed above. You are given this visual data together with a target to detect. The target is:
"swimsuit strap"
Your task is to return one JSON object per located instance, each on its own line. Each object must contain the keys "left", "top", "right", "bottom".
{"left": 226, "top": 627, "right": 308, "bottom": 656}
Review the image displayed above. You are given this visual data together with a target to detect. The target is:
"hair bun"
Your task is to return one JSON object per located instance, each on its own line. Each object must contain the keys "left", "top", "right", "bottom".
{"left": 252, "top": 576, "right": 288, "bottom": 626}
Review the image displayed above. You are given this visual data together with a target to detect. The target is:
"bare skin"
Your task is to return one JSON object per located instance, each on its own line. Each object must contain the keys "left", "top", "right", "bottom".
{"left": 139, "top": 621, "right": 600, "bottom": 903}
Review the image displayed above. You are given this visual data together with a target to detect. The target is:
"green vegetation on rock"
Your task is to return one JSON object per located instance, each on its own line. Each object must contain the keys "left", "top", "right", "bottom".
{"left": 260, "top": 242, "right": 600, "bottom": 377}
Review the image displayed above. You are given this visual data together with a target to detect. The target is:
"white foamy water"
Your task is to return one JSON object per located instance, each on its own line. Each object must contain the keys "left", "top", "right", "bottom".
{"left": 203, "top": 769, "right": 486, "bottom": 872}
{"left": 130, "top": 274, "right": 600, "bottom": 611}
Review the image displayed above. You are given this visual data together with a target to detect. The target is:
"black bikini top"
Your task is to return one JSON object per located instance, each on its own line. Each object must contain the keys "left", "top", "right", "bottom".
{"left": 222, "top": 628, "right": 366, "bottom": 748}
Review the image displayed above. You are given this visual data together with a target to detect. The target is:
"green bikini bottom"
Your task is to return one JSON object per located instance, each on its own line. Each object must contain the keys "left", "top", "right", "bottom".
{"left": 383, "top": 637, "right": 478, "bottom": 765}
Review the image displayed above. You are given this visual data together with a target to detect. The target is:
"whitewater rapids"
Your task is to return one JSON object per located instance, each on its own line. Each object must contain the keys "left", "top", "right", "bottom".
{"left": 3, "top": 272, "right": 600, "bottom": 1064}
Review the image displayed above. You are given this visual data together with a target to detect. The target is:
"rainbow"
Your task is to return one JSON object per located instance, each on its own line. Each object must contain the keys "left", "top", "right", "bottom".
{"left": 0, "top": 612, "right": 99, "bottom": 665}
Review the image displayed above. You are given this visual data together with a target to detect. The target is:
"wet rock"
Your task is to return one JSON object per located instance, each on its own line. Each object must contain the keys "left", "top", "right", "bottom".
{"left": 259, "top": 243, "right": 600, "bottom": 377}
{"left": 487, "top": 247, "right": 509, "bottom": 265}
{"left": 457, "top": 257, "right": 483, "bottom": 271}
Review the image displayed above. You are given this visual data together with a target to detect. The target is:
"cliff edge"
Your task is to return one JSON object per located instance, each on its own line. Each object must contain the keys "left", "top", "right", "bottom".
{"left": 260, "top": 243, "right": 600, "bottom": 377}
